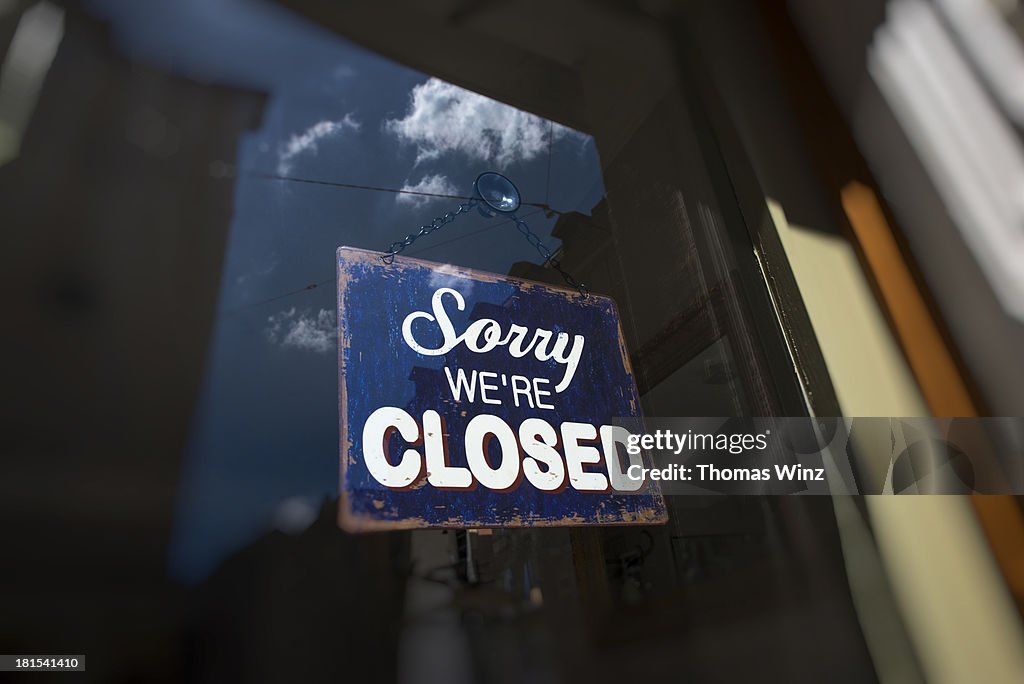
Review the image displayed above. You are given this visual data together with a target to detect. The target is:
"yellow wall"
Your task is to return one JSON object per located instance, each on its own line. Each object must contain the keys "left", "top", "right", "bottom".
{"left": 768, "top": 198, "right": 1024, "bottom": 683}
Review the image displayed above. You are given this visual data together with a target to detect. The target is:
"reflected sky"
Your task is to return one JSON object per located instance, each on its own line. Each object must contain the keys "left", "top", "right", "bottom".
{"left": 84, "top": 0, "right": 604, "bottom": 583}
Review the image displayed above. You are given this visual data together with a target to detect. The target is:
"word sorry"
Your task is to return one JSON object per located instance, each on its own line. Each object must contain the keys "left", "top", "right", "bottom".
{"left": 362, "top": 406, "right": 644, "bottom": 492}
{"left": 402, "top": 287, "right": 585, "bottom": 393}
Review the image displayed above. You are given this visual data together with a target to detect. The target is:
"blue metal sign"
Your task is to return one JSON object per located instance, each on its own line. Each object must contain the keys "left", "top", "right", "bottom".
{"left": 337, "top": 246, "right": 667, "bottom": 530}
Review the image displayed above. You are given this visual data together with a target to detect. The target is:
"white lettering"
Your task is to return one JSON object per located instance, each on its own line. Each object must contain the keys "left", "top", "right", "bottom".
{"left": 478, "top": 371, "right": 501, "bottom": 405}
{"left": 561, "top": 422, "right": 608, "bottom": 492}
{"left": 533, "top": 378, "right": 554, "bottom": 410}
{"left": 600, "top": 425, "right": 643, "bottom": 492}
{"left": 465, "top": 414, "right": 520, "bottom": 490}
{"left": 423, "top": 410, "right": 472, "bottom": 489}
{"left": 510, "top": 375, "right": 534, "bottom": 408}
{"left": 444, "top": 367, "right": 478, "bottom": 402}
{"left": 362, "top": 406, "right": 422, "bottom": 488}
{"left": 362, "top": 411, "right": 645, "bottom": 494}
{"left": 402, "top": 287, "right": 586, "bottom": 393}
{"left": 401, "top": 287, "right": 463, "bottom": 355}
{"left": 519, "top": 418, "right": 566, "bottom": 491}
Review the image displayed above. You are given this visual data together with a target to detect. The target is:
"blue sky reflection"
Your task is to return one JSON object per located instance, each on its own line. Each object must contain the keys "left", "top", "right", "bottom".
{"left": 86, "top": 0, "right": 604, "bottom": 583}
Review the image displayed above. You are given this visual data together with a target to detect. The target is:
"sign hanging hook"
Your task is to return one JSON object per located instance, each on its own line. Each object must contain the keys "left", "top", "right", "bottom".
{"left": 380, "top": 172, "right": 588, "bottom": 297}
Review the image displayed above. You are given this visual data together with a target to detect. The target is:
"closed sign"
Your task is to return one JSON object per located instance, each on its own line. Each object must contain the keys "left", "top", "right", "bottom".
{"left": 337, "top": 246, "right": 666, "bottom": 530}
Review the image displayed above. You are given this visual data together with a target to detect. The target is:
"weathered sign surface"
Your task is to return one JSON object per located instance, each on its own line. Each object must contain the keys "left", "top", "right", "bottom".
{"left": 337, "top": 246, "right": 666, "bottom": 531}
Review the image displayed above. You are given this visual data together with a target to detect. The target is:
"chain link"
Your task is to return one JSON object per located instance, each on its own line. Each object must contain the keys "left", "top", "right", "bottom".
{"left": 511, "top": 215, "right": 588, "bottom": 297}
{"left": 380, "top": 199, "right": 588, "bottom": 298}
{"left": 380, "top": 200, "right": 477, "bottom": 264}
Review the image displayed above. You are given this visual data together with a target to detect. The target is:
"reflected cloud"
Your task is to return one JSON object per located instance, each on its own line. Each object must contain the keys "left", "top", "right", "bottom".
{"left": 384, "top": 77, "right": 579, "bottom": 167}
{"left": 276, "top": 113, "right": 360, "bottom": 175}
{"left": 235, "top": 256, "right": 278, "bottom": 286}
{"left": 427, "top": 263, "right": 474, "bottom": 298}
{"left": 395, "top": 173, "right": 458, "bottom": 207}
{"left": 265, "top": 307, "right": 336, "bottom": 353}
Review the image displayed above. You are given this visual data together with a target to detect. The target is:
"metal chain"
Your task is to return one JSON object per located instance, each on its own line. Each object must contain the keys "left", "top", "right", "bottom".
{"left": 380, "top": 200, "right": 588, "bottom": 297}
{"left": 380, "top": 200, "right": 477, "bottom": 264}
{"left": 510, "top": 215, "right": 588, "bottom": 297}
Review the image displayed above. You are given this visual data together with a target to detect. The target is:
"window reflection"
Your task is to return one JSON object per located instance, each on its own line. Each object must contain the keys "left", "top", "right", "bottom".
{"left": 80, "top": 1, "right": 607, "bottom": 583}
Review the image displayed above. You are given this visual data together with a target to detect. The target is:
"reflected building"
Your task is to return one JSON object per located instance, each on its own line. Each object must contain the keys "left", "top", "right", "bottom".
{"left": 0, "top": 6, "right": 266, "bottom": 680}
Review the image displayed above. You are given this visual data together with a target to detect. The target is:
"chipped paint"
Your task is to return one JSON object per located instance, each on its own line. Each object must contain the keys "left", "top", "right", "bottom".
{"left": 336, "top": 246, "right": 667, "bottom": 532}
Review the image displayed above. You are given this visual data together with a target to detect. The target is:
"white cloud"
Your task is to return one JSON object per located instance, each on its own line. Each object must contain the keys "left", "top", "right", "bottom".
{"left": 428, "top": 264, "right": 474, "bottom": 299}
{"left": 384, "top": 78, "right": 577, "bottom": 167}
{"left": 265, "top": 307, "right": 335, "bottom": 353}
{"left": 277, "top": 113, "right": 360, "bottom": 175}
{"left": 395, "top": 173, "right": 459, "bottom": 207}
